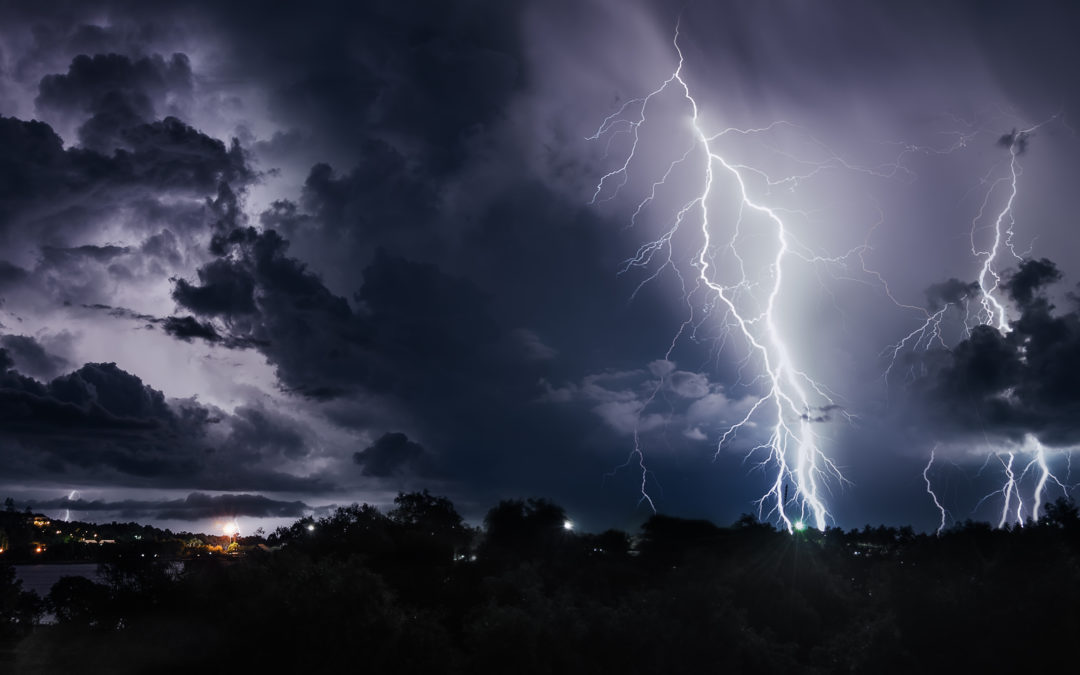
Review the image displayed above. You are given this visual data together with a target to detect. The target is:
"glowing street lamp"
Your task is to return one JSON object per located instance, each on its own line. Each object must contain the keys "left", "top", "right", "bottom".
{"left": 563, "top": 519, "right": 575, "bottom": 531}
{"left": 222, "top": 521, "right": 240, "bottom": 553}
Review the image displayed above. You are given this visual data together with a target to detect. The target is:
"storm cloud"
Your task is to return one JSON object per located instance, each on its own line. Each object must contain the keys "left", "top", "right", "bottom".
{"left": 911, "top": 259, "right": 1080, "bottom": 447}
{"left": 0, "top": 354, "right": 330, "bottom": 493}
{"left": 1, "top": 0, "right": 1080, "bottom": 534}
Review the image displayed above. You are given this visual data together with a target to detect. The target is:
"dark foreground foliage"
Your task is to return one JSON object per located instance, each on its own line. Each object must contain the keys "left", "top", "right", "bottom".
{"left": 4, "top": 493, "right": 1080, "bottom": 674}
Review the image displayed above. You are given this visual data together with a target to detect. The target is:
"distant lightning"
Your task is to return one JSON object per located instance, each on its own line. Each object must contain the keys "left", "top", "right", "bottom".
{"left": 967, "top": 121, "right": 1073, "bottom": 526}
{"left": 923, "top": 448, "right": 948, "bottom": 535}
{"left": 973, "top": 436, "right": 1071, "bottom": 527}
{"left": 64, "top": 489, "right": 81, "bottom": 522}
{"left": 891, "top": 116, "right": 1073, "bottom": 527}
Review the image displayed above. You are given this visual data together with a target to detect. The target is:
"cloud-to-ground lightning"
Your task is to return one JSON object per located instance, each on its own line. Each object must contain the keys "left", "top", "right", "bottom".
{"left": 961, "top": 122, "right": 1072, "bottom": 526}
{"left": 588, "top": 25, "right": 876, "bottom": 532}
{"left": 923, "top": 448, "right": 948, "bottom": 535}
{"left": 889, "top": 116, "right": 1072, "bottom": 528}
{"left": 970, "top": 435, "right": 1071, "bottom": 528}
{"left": 63, "top": 490, "right": 82, "bottom": 522}
{"left": 589, "top": 23, "right": 1073, "bottom": 533}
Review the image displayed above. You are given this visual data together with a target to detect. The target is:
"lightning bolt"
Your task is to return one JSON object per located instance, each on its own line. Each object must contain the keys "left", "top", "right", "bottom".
{"left": 971, "top": 124, "right": 1034, "bottom": 332}
{"left": 968, "top": 121, "right": 1073, "bottom": 527}
{"left": 923, "top": 448, "right": 948, "bottom": 535}
{"left": 63, "top": 490, "right": 80, "bottom": 522}
{"left": 588, "top": 22, "right": 1069, "bottom": 533}
{"left": 973, "top": 436, "right": 1070, "bottom": 527}
{"left": 894, "top": 116, "right": 1072, "bottom": 528}
{"left": 589, "top": 24, "right": 868, "bottom": 532}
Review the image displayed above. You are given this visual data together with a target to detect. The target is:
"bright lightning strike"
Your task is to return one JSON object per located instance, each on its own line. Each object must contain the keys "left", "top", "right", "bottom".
{"left": 971, "top": 125, "right": 1035, "bottom": 333}
{"left": 891, "top": 116, "right": 1073, "bottom": 528}
{"left": 972, "top": 436, "right": 1071, "bottom": 527}
{"left": 589, "top": 24, "right": 871, "bottom": 533}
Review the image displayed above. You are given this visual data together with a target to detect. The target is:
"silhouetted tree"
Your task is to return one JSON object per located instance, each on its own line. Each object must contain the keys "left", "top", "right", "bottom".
{"left": 1041, "top": 496, "right": 1079, "bottom": 531}
{"left": 0, "top": 562, "right": 40, "bottom": 645}
{"left": 389, "top": 490, "right": 473, "bottom": 562}
{"left": 481, "top": 498, "right": 572, "bottom": 559}
{"left": 47, "top": 576, "right": 111, "bottom": 628}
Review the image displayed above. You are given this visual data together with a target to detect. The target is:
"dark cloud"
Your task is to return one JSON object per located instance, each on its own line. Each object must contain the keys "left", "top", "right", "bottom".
{"left": 170, "top": 227, "right": 527, "bottom": 413}
{"left": 0, "top": 114, "right": 252, "bottom": 252}
{"left": 996, "top": 128, "right": 1029, "bottom": 155}
{"left": 226, "top": 405, "right": 308, "bottom": 461}
{"left": 41, "top": 244, "right": 131, "bottom": 265}
{"left": 1004, "top": 257, "right": 1061, "bottom": 307}
{"left": 81, "top": 303, "right": 156, "bottom": 323}
{"left": 205, "top": 0, "right": 522, "bottom": 172}
{"left": 301, "top": 147, "right": 435, "bottom": 238}
{"left": 0, "top": 334, "right": 69, "bottom": 380}
{"left": 0, "top": 361, "right": 168, "bottom": 434}
{"left": 119, "top": 116, "right": 250, "bottom": 188}
{"left": 161, "top": 315, "right": 220, "bottom": 342}
{"left": 912, "top": 259, "right": 1080, "bottom": 446}
{"left": 353, "top": 432, "right": 427, "bottom": 477}
{"left": 32, "top": 491, "right": 310, "bottom": 521}
{"left": 50, "top": 362, "right": 171, "bottom": 420}
{"left": 77, "top": 304, "right": 265, "bottom": 349}
{"left": 172, "top": 258, "right": 257, "bottom": 317}
{"left": 0, "top": 358, "right": 330, "bottom": 492}
{"left": 925, "top": 278, "right": 980, "bottom": 312}
{"left": 36, "top": 52, "right": 193, "bottom": 150}
{"left": 800, "top": 404, "right": 843, "bottom": 424}
{"left": 261, "top": 148, "right": 441, "bottom": 290}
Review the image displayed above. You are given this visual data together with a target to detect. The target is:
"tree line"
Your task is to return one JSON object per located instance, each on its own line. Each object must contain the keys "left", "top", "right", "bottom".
{"left": 2, "top": 491, "right": 1079, "bottom": 673}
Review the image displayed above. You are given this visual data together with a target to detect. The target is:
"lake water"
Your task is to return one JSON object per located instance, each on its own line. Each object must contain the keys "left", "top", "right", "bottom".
{"left": 13, "top": 563, "right": 102, "bottom": 597}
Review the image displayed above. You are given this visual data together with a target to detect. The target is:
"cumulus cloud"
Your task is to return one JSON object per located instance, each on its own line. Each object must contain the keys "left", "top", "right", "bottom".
{"left": 0, "top": 355, "right": 330, "bottom": 492}
{"left": 36, "top": 52, "right": 194, "bottom": 151}
{"left": 545, "top": 363, "right": 752, "bottom": 442}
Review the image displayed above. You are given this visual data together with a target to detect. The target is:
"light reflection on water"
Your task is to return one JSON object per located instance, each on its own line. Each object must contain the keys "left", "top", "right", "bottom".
{"left": 13, "top": 563, "right": 102, "bottom": 597}
{"left": 14, "top": 561, "right": 185, "bottom": 597}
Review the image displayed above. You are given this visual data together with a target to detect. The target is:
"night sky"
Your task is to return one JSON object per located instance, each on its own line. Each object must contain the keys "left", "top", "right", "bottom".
{"left": 2, "top": 0, "right": 1080, "bottom": 535}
